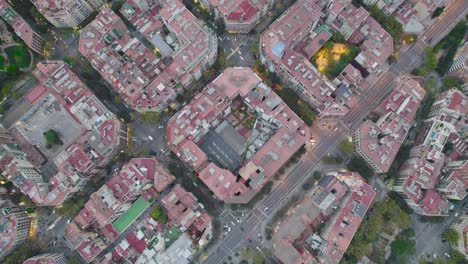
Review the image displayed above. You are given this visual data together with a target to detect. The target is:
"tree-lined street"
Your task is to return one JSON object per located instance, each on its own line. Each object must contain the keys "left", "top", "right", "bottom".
{"left": 201, "top": 1, "right": 468, "bottom": 263}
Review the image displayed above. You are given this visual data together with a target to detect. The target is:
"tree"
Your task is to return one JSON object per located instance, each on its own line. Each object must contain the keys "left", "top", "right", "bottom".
{"left": 249, "top": 42, "right": 259, "bottom": 56}
{"left": 442, "top": 76, "right": 461, "bottom": 89}
{"left": 405, "top": 228, "right": 416, "bottom": 238}
{"left": 423, "top": 47, "right": 438, "bottom": 71}
{"left": 432, "top": 7, "right": 445, "bottom": 18}
{"left": 347, "top": 156, "right": 374, "bottom": 178}
{"left": 340, "top": 138, "right": 354, "bottom": 153}
{"left": 442, "top": 228, "right": 459, "bottom": 244}
{"left": 6, "top": 64, "right": 19, "bottom": 76}
{"left": 391, "top": 235, "right": 415, "bottom": 255}
{"left": 322, "top": 155, "right": 344, "bottom": 164}
{"left": 435, "top": 21, "right": 467, "bottom": 74}
{"left": 3, "top": 239, "right": 39, "bottom": 264}
{"left": 43, "top": 129, "right": 63, "bottom": 148}
{"left": 330, "top": 32, "right": 346, "bottom": 43}
{"left": 388, "top": 191, "right": 414, "bottom": 214}
{"left": 252, "top": 251, "right": 264, "bottom": 264}
{"left": 57, "top": 192, "right": 88, "bottom": 218}
{"left": 67, "top": 256, "right": 82, "bottom": 264}
{"left": 155, "top": 49, "right": 162, "bottom": 59}
{"left": 366, "top": 5, "right": 403, "bottom": 43}
{"left": 63, "top": 57, "right": 77, "bottom": 68}
{"left": 447, "top": 248, "right": 466, "bottom": 264}
{"left": 141, "top": 112, "right": 160, "bottom": 125}
{"left": 443, "top": 142, "right": 454, "bottom": 154}
{"left": 423, "top": 78, "right": 438, "bottom": 91}
{"left": 150, "top": 207, "right": 163, "bottom": 219}
{"left": 412, "top": 67, "right": 428, "bottom": 77}
{"left": 302, "top": 172, "right": 319, "bottom": 190}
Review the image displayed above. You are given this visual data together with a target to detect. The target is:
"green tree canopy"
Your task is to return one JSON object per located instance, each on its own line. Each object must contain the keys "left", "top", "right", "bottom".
{"left": 442, "top": 228, "right": 459, "bottom": 243}
{"left": 141, "top": 112, "right": 160, "bottom": 125}
{"left": 43, "top": 129, "right": 63, "bottom": 147}
{"left": 423, "top": 47, "right": 438, "bottom": 71}
{"left": 424, "top": 78, "right": 438, "bottom": 91}
{"left": 151, "top": 206, "right": 168, "bottom": 224}
{"left": 340, "top": 138, "right": 354, "bottom": 153}
{"left": 442, "top": 76, "right": 461, "bottom": 89}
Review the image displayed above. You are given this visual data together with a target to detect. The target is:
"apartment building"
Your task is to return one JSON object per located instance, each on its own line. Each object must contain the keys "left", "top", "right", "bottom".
{"left": 353, "top": 77, "right": 425, "bottom": 173}
{"left": 0, "top": 200, "right": 32, "bottom": 259}
{"left": 0, "top": 0, "right": 44, "bottom": 54}
{"left": 200, "top": 0, "right": 274, "bottom": 33}
{"left": 30, "top": 0, "right": 104, "bottom": 28}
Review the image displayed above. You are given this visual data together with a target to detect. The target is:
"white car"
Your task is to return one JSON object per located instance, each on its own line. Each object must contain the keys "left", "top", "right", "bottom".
{"left": 148, "top": 136, "right": 154, "bottom": 141}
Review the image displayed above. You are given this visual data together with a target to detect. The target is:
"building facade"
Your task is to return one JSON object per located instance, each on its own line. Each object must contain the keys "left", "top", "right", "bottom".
{"left": 0, "top": 0, "right": 44, "bottom": 54}
{"left": 200, "top": 0, "right": 275, "bottom": 33}
{"left": 23, "top": 253, "right": 68, "bottom": 264}
{"left": 0, "top": 200, "right": 32, "bottom": 258}
{"left": 353, "top": 77, "right": 425, "bottom": 173}
{"left": 30, "top": 0, "right": 105, "bottom": 28}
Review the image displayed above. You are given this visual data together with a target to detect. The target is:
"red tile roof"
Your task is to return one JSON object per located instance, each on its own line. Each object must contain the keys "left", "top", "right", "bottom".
{"left": 354, "top": 77, "right": 425, "bottom": 173}
{"left": 166, "top": 67, "right": 310, "bottom": 201}
{"left": 273, "top": 172, "right": 375, "bottom": 264}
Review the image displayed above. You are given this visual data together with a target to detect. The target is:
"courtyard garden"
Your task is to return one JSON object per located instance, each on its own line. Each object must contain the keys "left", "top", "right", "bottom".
{"left": 311, "top": 40, "right": 360, "bottom": 79}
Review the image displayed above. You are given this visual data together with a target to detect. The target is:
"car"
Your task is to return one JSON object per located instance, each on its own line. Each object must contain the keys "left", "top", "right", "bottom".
{"left": 148, "top": 136, "right": 154, "bottom": 141}
{"left": 444, "top": 252, "right": 451, "bottom": 258}
{"left": 454, "top": 212, "right": 459, "bottom": 217}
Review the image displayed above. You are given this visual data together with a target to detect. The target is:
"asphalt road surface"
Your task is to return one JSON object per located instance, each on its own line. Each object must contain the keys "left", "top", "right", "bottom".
{"left": 202, "top": 1, "right": 468, "bottom": 263}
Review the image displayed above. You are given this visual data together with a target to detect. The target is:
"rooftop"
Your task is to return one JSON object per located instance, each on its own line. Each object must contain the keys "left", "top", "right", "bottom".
{"left": 0, "top": 0, "right": 44, "bottom": 54}
{"left": 166, "top": 67, "right": 310, "bottom": 202}
{"left": 80, "top": 0, "right": 216, "bottom": 112}
{"left": 68, "top": 158, "right": 175, "bottom": 262}
{"left": 113, "top": 197, "right": 151, "bottom": 233}
{"left": 7, "top": 60, "right": 123, "bottom": 206}
{"left": 273, "top": 172, "right": 376, "bottom": 264}
{"left": 354, "top": 77, "right": 425, "bottom": 173}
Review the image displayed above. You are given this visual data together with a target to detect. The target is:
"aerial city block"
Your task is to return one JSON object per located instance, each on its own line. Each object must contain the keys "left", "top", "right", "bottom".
{"left": 0, "top": 0, "right": 467, "bottom": 264}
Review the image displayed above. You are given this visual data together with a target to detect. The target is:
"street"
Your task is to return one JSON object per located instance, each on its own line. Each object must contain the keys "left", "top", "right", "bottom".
{"left": 410, "top": 197, "right": 468, "bottom": 263}
{"left": 202, "top": 1, "right": 468, "bottom": 263}
{"left": 1, "top": 0, "right": 465, "bottom": 263}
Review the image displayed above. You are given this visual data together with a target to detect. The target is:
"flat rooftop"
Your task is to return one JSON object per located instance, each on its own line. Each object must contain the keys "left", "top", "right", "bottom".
{"left": 215, "top": 120, "right": 247, "bottom": 155}
{"left": 199, "top": 130, "right": 243, "bottom": 172}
